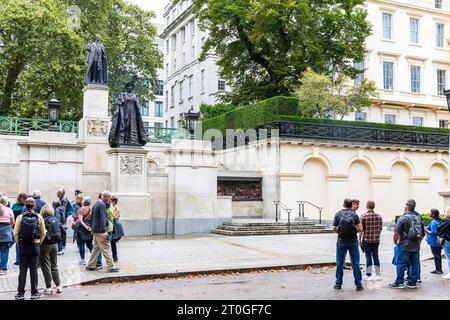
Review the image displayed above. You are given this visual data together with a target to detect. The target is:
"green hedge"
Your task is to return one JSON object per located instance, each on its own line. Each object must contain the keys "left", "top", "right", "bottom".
{"left": 201, "top": 95, "right": 449, "bottom": 135}
{"left": 202, "top": 96, "right": 298, "bottom": 134}
{"left": 394, "top": 214, "right": 446, "bottom": 225}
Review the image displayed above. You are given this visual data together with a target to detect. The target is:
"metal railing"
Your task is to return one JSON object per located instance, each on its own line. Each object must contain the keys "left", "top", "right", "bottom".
{"left": 0, "top": 116, "right": 79, "bottom": 136}
{"left": 146, "top": 127, "right": 187, "bottom": 144}
{"left": 274, "top": 201, "right": 292, "bottom": 234}
{"left": 297, "top": 200, "right": 323, "bottom": 224}
{"left": 257, "top": 121, "right": 449, "bottom": 149}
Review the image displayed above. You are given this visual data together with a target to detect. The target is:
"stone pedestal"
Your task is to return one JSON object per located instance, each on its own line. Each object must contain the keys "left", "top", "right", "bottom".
{"left": 164, "top": 139, "right": 228, "bottom": 235}
{"left": 107, "top": 148, "right": 152, "bottom": 236}
{"left": 79, "top": 84, "right": 112, "bottom": 197}
{"left": 18, "top": 131, "right": 86, "bottom": 202}
{"left": 438, "top": 190, "right": 450, "bottom": 210}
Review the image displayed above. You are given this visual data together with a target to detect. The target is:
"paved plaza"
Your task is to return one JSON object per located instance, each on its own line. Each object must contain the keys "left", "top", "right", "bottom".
{"left": 0, "top": 230, "right": 435, "bottom": 294}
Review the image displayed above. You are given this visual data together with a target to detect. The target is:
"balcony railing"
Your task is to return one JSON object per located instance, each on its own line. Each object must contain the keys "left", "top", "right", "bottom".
{"left": 211, "top": 121, "right": 449, "bottom": 150}
{"left": 147, "top": 126, "right": 187, "bottom": 144}
{"left": 0, "top": 116, "right": 79, "bottom": 136}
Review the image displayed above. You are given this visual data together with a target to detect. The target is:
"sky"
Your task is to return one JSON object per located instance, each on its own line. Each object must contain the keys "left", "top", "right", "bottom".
{"left": 127, "top": 0, "right": 169, "bottom": 24}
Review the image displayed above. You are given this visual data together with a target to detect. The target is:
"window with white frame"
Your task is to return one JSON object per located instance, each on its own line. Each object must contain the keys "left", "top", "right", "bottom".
{"left": 383, "top": 61, "right": 394, "bottom": 90}
{"left": 190, "top": 20, "right": 195, "bottom": 37}
{"left": 141, "top": 101, "right": 149, "bottom": 117}
{"left": 188, "top": 75, "right": 193, "bottom": 98}
{"left": 171, "top": 34, "right": 177, "bottom": 51}
{"left": 181, "top": 27, "right": 186, "bottom": 43}
{"left": 154, "top": 122, "right": 163, "bottom": 128}
{"left": 439, "top": 119, "right": 448, "bottom": 128}
{"left": 410, "top": 18, "right": 419, "bottom": 44}
{"left": 192, "top": 45, "right": 195, "bottom": 59}
{"left": 410, "top": 65, "right": 421, "bottom": 93}
{"left": 165, "top": 90, "right": 169, "bottom": 112}
{"left": 382, "top": 13, "right": 392, "bottom": 39}
{"left": 354, "top": 61, "right": 365, "bottom": 85}
{"left": 165, "top": 63, "right": 169, "bottom": 78}
{"left": 179, "top": 80, "right": 184, "bottom": 102}
{"left": 437, "top": 69, "right": 446, "bottom": 95}
{"left": 218, "top": 80, "right": 226, "bottom": 91}
{"left": 170, "top": 85, "right": 175, "bottom": 106}
{"left": 355, "top": 112, "right": 367, "bottom": 121}
{"left": 174, "top": 59, "right": 177, "bottom": 72}
{"left": 170, "top": 116, "right": 175, "bottom": 128}
{"left": 413, "top": 116, "right": 423, "bottom": 126}
{"left": 384, "top": 114, "right": 396, "bottom": 124}
{"left": 155, "top": 80, "right": 164, "bottom": 96}
{"left": 436, "top": 0, "right": 443, "bottom": 9}
{"left": 154, "top": 101, "right": 163, "bottom": 118}
{"left": 166, "top": 39, "right": 169, "bottom": 55}
{"left": 201, "top": 70, "right": 205, "bottom": 93}
{"left": 143, "top": 121, "right": 149, "bottom": 132}
{"left": 436, "top": 23, "right": 445, "bottom": 48}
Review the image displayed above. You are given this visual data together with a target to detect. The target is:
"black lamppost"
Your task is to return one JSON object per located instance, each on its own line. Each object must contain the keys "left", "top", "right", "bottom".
{"left": 444, "top": 89, "right": 450, "bottom": 113}
{"left": 185, "top": 106, "right": 200, "bottom": 140}
{"left": 47, "top": 93, "right": 61, "bottom": 132}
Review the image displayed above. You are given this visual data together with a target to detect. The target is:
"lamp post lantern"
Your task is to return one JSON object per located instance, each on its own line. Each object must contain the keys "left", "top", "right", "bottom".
{"left": 444, "top": 89, "right": 450, "bottom": 113}
{"left": 47, "top": 93, "right": 61, "bottom": 132}
{"left": 185, "top": 106, "right": 200, "bottom": 140}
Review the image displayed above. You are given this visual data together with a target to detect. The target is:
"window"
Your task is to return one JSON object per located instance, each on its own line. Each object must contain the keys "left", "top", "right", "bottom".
{"left": 437, "top": 69, "right": 446, "bottom": 95}
{"left": 201, "top": 70, "right": 205, "bottom": 93}
{"left": 179, "top": 80, "right": 184, "bottom": 102}
{"left": 171, "top": 34, "right": 177, "bottom": 51}
{"left": 154, "top": 102, "right": 163, "bottom": 117}
{"left": 170, "top": 117, "right": 175, "bottom": 128}
{"left": 143, "top": 122, "right": 149, "bottom": 132}
{"left": 385, "top": 114, "right": 396, "bottom": 124}
{"left": 383, "top": 61, "right": 394, "bottom": 90}
{"left": 155, "top": 80, "right": 164, "bottom": 96}
{"left": 436, "top": 23, "right": 445, "bottom": 48}
{"left": 218, "top": 80, "right": 226, "bottom": 91}
{"left": 171, "top": 85, "right": 175, "bottom": 106}
{"left": 413, "top": 117, "right": 423, "bottom": 126}
{"left": 165, "top": 90, "right": 169, "bottom": 112}
{"left": 165, "top": 63, "right": 169, "bottom": 78}
{"left": 355, "top": 112, "right": 367, "bottom": 121}
{"left": 382, "top": 13, "right": 392, "bottom": 39}
{"left": 141, "top": 101, "right": 149, "bottom": 117}
{"left": 410, "top": 65, "right": 421, "bottom": 93}
{"left": 174, "top": 59, "right": 177, "bottom": 71}
{"left": 192, "top": 45, "right": 195, "bottom": 59}
{"left": 181, "top": 27, "right": 186, "bottom": 43}
{"left": 410, "top": 18, "right": 419, "bottom": 44}
{"left": 154, "top": 123, "right": 163, "bottom": 128}
{"left": 182, "top": 52, "right": 186, "bottom": 66}
{"left": 354, "top": 61, "right": 365, "bottom": 85}
{"left": 190, "top": 20, "right": 195, "bottom": 37}
{"left": 436, "top": 0, "right": 443, "bottom": 9}
{"left": 165, "top": 120, "right": 168, "bottom": 128}
{"left": 188, "top": 75, "right": 193, "bottom": 98}
{"left": 439, "top": 119, "right": 448, "bottom": 128}
{"left": 166, "top": 40, "right": 169, "bottom": 55}
{"left": 324, "top": 111, "right": 336, "bottom": 120}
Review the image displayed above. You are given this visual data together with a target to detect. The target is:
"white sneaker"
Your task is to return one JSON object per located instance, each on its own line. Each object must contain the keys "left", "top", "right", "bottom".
{"left": 442, "top": 273, "right": 450, "bottom": 279}
{"left": 79, "top": 259, "right": 86, "bottom": 265}
{"left": 0, "top": 270, "right": 7, "bottom": 275}
{"left": 43, "top": 287, "right": 53, "bottom": 295}
{"left": 56, "top": 286, "right": 63, "bottom": 293}
{"left": 375, "top": 274, "right": 382, "bottom": 281}
{"left": 362, "top": 275, "right": 370, "bottom": 281}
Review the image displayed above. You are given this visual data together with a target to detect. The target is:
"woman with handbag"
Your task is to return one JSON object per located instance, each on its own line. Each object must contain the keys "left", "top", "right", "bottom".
{"left": 76, "top": 197, "right": 101, "bottom": 266}
{"left": 425, "top": 209, "right": 443, "bottom": 275}
{"left": 109, "top": 196, "right": 124, "bottom": 262}
{"left": 0, "top": 195, "right": 15, "bottom": 275}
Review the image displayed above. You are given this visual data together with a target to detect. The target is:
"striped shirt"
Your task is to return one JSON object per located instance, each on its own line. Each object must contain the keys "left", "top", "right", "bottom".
{"left": 361, "top": 211, "right": 383, "bottom": 243}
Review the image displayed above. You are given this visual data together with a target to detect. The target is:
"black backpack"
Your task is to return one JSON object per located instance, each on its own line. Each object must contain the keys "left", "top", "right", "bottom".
{"left": 338, "top": 211, "right": 357, "bottom": 239}
{"left": 44, "top": 215, "right": 62, "bottom": 244}
{"left": 437, "top": 218, "right": 450, "bottom": 241}
{"left": 406, "top": 214, "right": 423, "bottom": 242}
{"left": 19, "top": 212, "right": 40, "bottom": 245}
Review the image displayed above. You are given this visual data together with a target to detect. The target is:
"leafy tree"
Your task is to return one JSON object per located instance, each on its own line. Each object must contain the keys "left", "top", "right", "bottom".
{"left": 182, "top": 0, "right": 371, "bottom": 106}
{"left": 0, "top": 0, "right": 162, "bottom": 120}
{"left": 199, "top": 103, "right": 238, "bottom": 119}
{"left": 294, "top": 68, "right": 377, "bottom": 119}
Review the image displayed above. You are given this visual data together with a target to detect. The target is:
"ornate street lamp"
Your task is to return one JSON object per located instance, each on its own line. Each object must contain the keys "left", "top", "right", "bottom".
{"left": 444, "top": 89, "right": 450, "bottom": 113}
{"left": 185, "top": 106, "right": 200, "bottom": 140}
{"left": 47, "top": 93, "right": 61, "bottom": 132}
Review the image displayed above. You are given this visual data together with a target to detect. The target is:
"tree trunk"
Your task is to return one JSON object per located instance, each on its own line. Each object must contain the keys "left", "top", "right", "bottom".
{"left": 0, "top": 61, "right": 24, "bottom": 116}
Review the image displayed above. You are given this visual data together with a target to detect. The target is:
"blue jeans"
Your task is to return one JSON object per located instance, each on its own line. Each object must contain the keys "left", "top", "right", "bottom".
{"left": 79, "top": 239, "right": 102, "bottom": 264}
{"left": 15, "top": 243, "right": 20, "bottom": 263}
{"left": 395, "top": 248, "right": 420, "bottom": 285}
{"left": 363, "top": 241, "right": 380, "bottom": 276}
{"left": 444, "top": 241, "right": 450, "bottom": 271}
{"left": 0, "top": 243, "right": 10, "bottom": 271}
{"left": 336, "top": 240, "right": 362, "bottom": 287}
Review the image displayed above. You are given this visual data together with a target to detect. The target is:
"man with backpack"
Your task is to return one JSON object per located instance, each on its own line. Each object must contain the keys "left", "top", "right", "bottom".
{"left": 333, "top": 198, "right": 363, "bottom": 291}
{"left": 13, "top": 197, "right": 47, "bottom": 300}
{"left": 389, "top": 199, "right": 425, "bottom": 289}
{"left": 437, "top": 209, "right": 450, "bottom": 279}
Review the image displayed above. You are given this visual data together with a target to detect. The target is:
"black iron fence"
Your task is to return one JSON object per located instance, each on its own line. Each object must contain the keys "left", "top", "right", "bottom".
{"left": 211, "top": 121, "right": 449, "bottom": 150}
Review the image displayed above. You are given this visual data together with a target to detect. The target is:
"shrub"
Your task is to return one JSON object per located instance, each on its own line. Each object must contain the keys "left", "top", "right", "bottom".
{"left": 200, "top": 103, "right": 238, "bottom": 120}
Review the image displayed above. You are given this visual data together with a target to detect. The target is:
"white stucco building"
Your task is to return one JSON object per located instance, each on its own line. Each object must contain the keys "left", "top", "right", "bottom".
{"left": 160, "top": 0, "right": 229, "bottom": 128}
{"left": 342, "top": 0, "right": 450, "bottom": 128}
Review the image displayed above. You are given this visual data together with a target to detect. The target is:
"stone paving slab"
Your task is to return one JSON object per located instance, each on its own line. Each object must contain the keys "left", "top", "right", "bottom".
{"left": 0, "top": 230, "right": 432, "bottom": 293}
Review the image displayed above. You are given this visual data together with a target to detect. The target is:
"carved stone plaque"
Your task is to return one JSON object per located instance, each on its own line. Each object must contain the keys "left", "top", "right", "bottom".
{"left": 87, "top": 120, "right": 108, "bottom": 136}
{"left": 217, "top": 181, "right": 262, "bottom": 201}
{"left": 120, "top": 156, "right": 143, "bottom": 175}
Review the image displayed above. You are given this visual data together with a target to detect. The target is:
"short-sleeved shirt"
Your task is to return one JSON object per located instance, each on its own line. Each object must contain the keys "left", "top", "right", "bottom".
{"left": 333, "top": 209, "right": 360, "bottom": 242}
{"left": 361, "top": 211, "right": 383, "bottom": 243}
{"left": 0, "top": 207, "right": 14, "bottom": 224}
{"left": 394, "top": 211, "right": 425, "bottom": 252}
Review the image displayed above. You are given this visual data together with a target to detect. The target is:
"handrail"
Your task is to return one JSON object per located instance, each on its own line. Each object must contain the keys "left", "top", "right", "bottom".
{"left": 0, "top": 116, "right": 78, "bottom": 136}
{"left": 273, "top": 201, "right": 292, "bottom": 234}
{"left": 297, "top": 200, "right": 324, "bottom": 224}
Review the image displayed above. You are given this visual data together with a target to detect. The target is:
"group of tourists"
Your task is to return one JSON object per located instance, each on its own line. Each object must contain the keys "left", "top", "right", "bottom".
{"left": 0, "top": 189, "right": 124, "bottom": 300}
{"left": 333, "top": 198, "right": 450, "bottom": 291}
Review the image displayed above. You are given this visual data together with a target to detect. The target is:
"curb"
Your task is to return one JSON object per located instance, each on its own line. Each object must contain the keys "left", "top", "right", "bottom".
{"left": 79, "top": 262, "right": 337, "bottom": 286}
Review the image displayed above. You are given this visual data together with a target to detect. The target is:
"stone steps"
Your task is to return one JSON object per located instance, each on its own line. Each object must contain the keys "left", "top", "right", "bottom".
{"left": 212, "top": 219, "right": 333, "bottom": 236}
